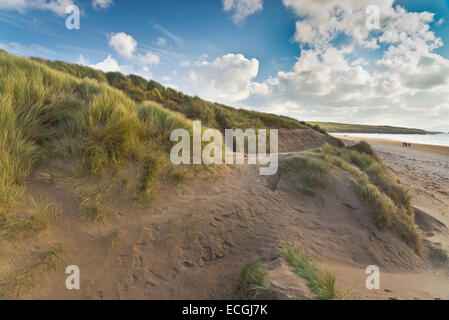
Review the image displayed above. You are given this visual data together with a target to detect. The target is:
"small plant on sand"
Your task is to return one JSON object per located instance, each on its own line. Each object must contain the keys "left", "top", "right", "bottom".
{"left": 0, "top": 245, "right": 64, "bottom": 298}
{"left": 168, "top": 166, "right": 188, "bottom": 186}
{"left": 105, "top": 229, "right": 127, "bottom": 247}
{"left": 0, "top": 199, "right": 60, "bottom": 240}
{"left": 279, "top": 155, "right": 330, "bottom": 196}
{"left": 138, "top": 154, "right": 160, "bottom": 194}
{"left": 78, "top": 190, "right": 107, "bottom": 222}
{"left": 36, "top": 171, "right": 55, "bottom": 184}
{"left": 282, "top": 245, "right": 348, "bottom": 300}
{"left": 236, "top": 260, "right": 270, "bottom": 300}
{"left": 428, "top": 243, "right": 449, "bottom": 261}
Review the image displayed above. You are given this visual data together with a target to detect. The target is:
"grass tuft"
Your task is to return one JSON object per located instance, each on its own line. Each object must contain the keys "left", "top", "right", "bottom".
{"left": 282, "top": 245, "right": 348, "bottom": 300}
{"left": 105, "top": 229, "right": 127, "bottom": 247}
{"left": 321, "top": 143, "right": 422, "bottom": 254}
{"left": 0, "top": 199, "right": 60, "bottom": 240}
{"left": 0, "top": 244, "right": 64, "bottom": 298}
{"left": 236, "top": 261, "right": 270, "bottom": 300}
{"left": 279, "top": 154, "right": 330, "bottom": 196}
{"left": 139, "top": 154, "right": 160, "bottom": 194}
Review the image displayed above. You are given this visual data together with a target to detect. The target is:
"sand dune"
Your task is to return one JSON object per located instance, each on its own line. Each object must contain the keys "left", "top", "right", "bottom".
{"left": 4, "top": 135, "right": 447, "bottom": 300}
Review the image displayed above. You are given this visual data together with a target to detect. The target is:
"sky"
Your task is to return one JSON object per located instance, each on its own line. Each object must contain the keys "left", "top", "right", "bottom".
{"left": 1, "top": 0, "right": 449, "bottom": 131}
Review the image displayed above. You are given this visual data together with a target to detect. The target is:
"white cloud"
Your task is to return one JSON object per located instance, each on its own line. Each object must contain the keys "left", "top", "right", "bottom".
{"left": 184, "top": 53, "right": 259, "bottom": 102}
{"left": 108, "top": 32, "right": 137, "bottom": 59}
{"left": 92, "top": 0, "right": 112, "bottom": 9}
{"left": 107, "top": 32, "right": 160, "bottom": 67}
{"left": 0, "top": 0, "right": 75, "bottom": 16}
{"left": 87, "top": 55, "right": 153, "bottom": 79}
{"left": 179, "top": 60, "right": 191, "bottom": 67}
{"left": 78, "top": 54, "right": 89, "bottom": 65}
{"left": 222, "top": 0, "right": 263, "bottom": 25}
{"left": 153, "top": 23, "right": 183, "bottom": 45}
{"left": 137, "top": 51, "right": 160, "bottom": 66}
{"left": 137, "top": 66, "right": 153, "bottom": 79}
{"left": 171, "top": 1, "right": 449, "bottom": 129}
{"left": 155, "top": 37, "right": 167, "bottom": 46}
{"left": 92, "top": 0, "right": 113, "bottom": 9}
{"left": 283, "top": 0, "right": 395, "bottom": 49}
{"left": 88, "top": 54, "right": 121, "bottom": 72}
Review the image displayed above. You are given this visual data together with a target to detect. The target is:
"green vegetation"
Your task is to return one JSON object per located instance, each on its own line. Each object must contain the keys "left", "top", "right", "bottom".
{"left": 279, "top": 154, "right": 330, "bottom": 196}
{"left": 0, "top": 199, "right": 60, "bottom": 240}
{"left": 29, "top": 54, "right": 317, "bottom": 133}
{"left": 277, "top": 141, "right": 421, "bottom": 253}
{"left": 0, "top": 50, "right": 192, "bottom": 212}
{"left": 282, "top": 245, "right": 348, "bottom": 300}
{"left": 105, "top": 229, "right": 127, "bottom": 248}
{"left": 1, "top": 48, "right": 328, "bottom": 218}
{"left": 0, "top": 245, "right": 64, "bottom": 298}
{"left": 236, "top": 260, "right": 270, "bottom": 300}
{"left": 428, "top": 243, "right": 449, "bottom": 261}
{"left": 308, "top": 122, "right": 429, "bottom": 134}
{"left": 320, "top": 142, "right": 422, "bottom": 253}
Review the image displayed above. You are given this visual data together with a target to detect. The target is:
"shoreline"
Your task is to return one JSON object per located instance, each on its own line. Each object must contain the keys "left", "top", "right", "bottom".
{"left": 332, "top": 134, "right": 449, "bottom": 157}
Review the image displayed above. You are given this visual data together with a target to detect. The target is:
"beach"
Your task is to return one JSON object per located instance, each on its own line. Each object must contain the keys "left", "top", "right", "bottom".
{"left": 333, "top": 134, "right": 449, "bottom": 224}
{"left": 333, "top": 134, "right": 449, "bottom": 156}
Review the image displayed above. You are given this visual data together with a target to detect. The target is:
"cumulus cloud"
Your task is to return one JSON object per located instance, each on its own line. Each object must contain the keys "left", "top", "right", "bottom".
{"left": 85, "top": 55, "right": 153, "bottom": 79}
{"left": 185, "top": 53, "right": 259, "bottom": 102}
{"left": 92, "top": 0, "right": 113, "bottom": 9}
{"left": 108, "top": 32, "right": 137, "bottom": 59}
{"left": 222, "top": 0, "right": 263, "bottom": 25}
{"left": 234, "top": 0, "right": 449, "bottom": 128}
{"left": 283, "top": 0, "right": 397, "bottom": 49}
{"left": 171, "top": 1, "right": 449, "bottom": 129}
{"left": 0, "top": 0, "right": 75, "bottom": 16}
{"left": 88, "top": 54, "right": 121, "bottom": 72}
{"left": 108, "top": 32, "right": 160, "bottom": 67}
{"left": 137, "top": 51, "right": 160, "bottom": 66}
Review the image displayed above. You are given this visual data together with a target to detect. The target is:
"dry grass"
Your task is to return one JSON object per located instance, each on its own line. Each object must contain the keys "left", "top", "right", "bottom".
{"left": 282, "top": 245, "right": 349, "bottom": 300}
{"left": 138, "top": 154, "right": 160, "bottom": 194}
{"left": 279, "top": 154, "right": 330, "bottom": 196}
{"left": 320, "top": 143, "right": 423, "bottom": 254}
{"left": 236, "top": 261, "right": 270, "bottom": 300}
{"left": 0, "top": 198, "right": 60, "bottom": 240}
{"left": 105, "top": 229, "right": 127, "bottom": 247}
{"left": 0, "top": 245, "right": 64, "bottom": 298}
{"left": 0, "top": 50, "right": 193, "bottom": 211}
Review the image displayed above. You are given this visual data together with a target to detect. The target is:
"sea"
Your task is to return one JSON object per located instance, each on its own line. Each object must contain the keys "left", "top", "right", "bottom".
{"left": 336, "top": 133, "right": 449, "bottom": 147}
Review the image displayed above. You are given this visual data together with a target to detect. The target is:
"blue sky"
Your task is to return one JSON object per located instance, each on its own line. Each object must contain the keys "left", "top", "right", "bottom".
{"left": 0, "top": 0, "right": 299, "bottom": 81}
{"left": 1, "top": 0, "right": 449, "bottom": 131}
